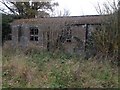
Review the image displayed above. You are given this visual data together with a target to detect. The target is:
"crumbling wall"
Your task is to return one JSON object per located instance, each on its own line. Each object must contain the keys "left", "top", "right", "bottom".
{"left": 11, "top": 22, "right": 87, "bottom": 54}
{"left": 11, "top": 17, "right": 101, "bottom": 55}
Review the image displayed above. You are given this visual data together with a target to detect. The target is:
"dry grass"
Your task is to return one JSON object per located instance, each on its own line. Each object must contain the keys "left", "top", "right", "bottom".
{"left": 2, "top": 45, "right": 119, "bottom": 88}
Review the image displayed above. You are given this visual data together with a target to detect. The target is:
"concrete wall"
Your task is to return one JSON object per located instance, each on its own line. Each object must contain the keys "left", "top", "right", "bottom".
{"left": 11, "top": 22, "right": 98, "bottom": 54}
{"left": 12, "top": 25, "right": 19, "bottom": 47}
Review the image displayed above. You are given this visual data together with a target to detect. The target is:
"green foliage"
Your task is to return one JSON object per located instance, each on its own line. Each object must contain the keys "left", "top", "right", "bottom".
{"left": 0, "top": 1, "right": 58, "bottom": 18}
{"left": 93, "top": 14, "right": 119, "bottom": 59}
{"left": 2, "top": 46, "right": 119, "bottom": 88}
{"left": 92, "top": 1, "right": 119, "bottom": 60}
{"left": 2, "top": 14, "right": 14, "bottom": 44}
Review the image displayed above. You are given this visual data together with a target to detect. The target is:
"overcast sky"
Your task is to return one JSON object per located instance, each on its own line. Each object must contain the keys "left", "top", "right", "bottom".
{"left": 0, "top": 0, "right": 118, "bottom": 16}
{"left": 54, "top": 0, "right": 118, "bottom": 16}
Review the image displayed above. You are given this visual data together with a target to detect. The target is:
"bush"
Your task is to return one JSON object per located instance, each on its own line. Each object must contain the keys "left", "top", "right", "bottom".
{"left": 90, "top": 1, "right": 119, "bottom": 63}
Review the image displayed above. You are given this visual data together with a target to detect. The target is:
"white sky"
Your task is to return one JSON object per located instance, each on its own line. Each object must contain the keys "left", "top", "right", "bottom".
{"left": 54, "top": 0, "right": 118, "bottom": 16}
{"left": 0, "top": 0, "right": 118, "bottom": 16}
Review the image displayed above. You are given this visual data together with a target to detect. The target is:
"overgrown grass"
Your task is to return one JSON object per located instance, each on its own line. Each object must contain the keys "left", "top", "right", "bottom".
{"left": 2, "top": 45, "right": 119, "bottom": 88}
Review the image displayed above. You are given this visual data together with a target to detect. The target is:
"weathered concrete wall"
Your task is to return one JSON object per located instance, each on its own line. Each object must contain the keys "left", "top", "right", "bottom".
{"left": 11, "top": 23, "right": 87, "bottom": 52}
{"left": 12, "top": 25, "right": 19, "bottom": 47}
{"left": 11, "top": 19, "right": 100, "bottom": 55}
{"left": 20, "top": 24, "right": 29, "bottom": 47}
{"left": 38, "top": 24, "right": 44, "bottom": 47}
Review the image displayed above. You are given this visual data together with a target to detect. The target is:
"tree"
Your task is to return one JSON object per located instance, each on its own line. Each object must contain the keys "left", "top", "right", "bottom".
{"left": 92, "top": 0, "right": 119, "bottom": 60}
{"left": 2, "top": 14, "right": 14, "bottom": 44}
{"left": 1, "top": 0, "right": 58, "bottom": 44}
{"left": 52, "top": 8, "right": 71, "bottom": 17}
{"left": 0, "top": 0, "right": 58, "bottom": 18}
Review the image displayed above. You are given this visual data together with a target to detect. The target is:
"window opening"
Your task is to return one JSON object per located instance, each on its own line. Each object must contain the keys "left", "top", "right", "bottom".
{"left": 30, "top": 27, "right": 38, "bottom": 41}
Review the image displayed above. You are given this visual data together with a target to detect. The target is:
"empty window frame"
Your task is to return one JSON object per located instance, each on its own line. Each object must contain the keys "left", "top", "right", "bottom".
{"left": 66, "top": 26, "right": 72, "bottom": 42}
{"left": 30, "top": 27, "right": 38, "bottom": 41}
{"left": 60, "top": 26, "right": 72, "bottom": 43}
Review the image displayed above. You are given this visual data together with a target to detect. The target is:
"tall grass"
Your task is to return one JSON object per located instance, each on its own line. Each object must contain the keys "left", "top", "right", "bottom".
{"left": 2, "top": 44, "right": 119, "bottom": 88}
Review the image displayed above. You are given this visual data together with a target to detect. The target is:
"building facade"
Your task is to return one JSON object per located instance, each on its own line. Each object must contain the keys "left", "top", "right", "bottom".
{"left": 10, "top": 15, "right": 105, "bottom": 53}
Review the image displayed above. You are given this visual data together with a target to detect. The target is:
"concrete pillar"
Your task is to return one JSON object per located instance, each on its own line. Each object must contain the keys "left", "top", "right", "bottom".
{"left": 20, "top": 25, "right": 29, "bottom": 48}
{"left": 12, "top": 25, "right": 18, "bottom": 47}
{"left": 38, "top": 25, "right": 44, "bottom": 47}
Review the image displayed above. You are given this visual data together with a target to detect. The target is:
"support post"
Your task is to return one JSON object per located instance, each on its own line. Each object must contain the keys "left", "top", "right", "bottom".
{"left": 85, "top": 24, "right": 89, "bottom": 59}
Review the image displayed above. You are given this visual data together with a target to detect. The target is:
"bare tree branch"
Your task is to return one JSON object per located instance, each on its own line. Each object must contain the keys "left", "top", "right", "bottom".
{"left": 0, "top": 0, "right": 16, "bottom": 14}
{"left": 0, "top": 8, "right": 9, "bottom": 14}
{"left": 97, "top": 2, "right": 103, "bottom": 15}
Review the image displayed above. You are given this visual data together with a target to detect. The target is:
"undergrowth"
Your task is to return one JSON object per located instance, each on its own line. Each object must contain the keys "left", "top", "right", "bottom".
{"left": 2, "top": 46, "right": 119, "bottom": 88}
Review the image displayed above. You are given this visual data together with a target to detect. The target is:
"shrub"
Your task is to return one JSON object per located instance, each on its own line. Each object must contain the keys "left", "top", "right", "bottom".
{"left": 91, "top": 1, "right": 119, "bottom": 63}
